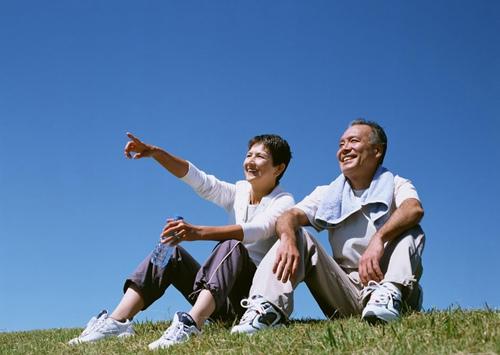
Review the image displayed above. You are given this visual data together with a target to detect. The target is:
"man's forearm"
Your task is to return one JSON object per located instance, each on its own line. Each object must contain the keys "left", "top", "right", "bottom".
{"left": 375, "top": 198, "right": 424, "bottom": 243}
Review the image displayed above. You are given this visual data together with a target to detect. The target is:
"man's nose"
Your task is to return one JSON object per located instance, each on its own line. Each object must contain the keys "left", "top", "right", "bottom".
{"left": 341, "top": 143, "right": 351, "bottom": 152}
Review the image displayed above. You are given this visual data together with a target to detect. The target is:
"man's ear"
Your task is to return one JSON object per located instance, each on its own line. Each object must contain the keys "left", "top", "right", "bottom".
{"left": 374, "top": 145, "right": 383, "bottom": 159}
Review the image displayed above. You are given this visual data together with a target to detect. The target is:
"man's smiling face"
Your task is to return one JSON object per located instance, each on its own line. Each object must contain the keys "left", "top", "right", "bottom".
{"left": 336, "top": 124, "right": 381, "bottom": 180}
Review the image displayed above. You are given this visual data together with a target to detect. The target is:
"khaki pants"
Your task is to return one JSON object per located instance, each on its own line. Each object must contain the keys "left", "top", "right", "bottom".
{"left": 249, "top": 226, "right": 425, "bottom": 318}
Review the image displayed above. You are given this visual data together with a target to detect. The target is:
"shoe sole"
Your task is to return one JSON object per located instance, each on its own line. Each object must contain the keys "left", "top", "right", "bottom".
{"left": 362, "top": 314, "right": 387, "bottom": 325}
{"left": 68, "top": 332, "right": 134, "bottom": 345}
{"left": 231, "top": 322, "right": 285, "bottom": 335}
{"left": 362, "top": 310, "right": 399, "bottom": 325}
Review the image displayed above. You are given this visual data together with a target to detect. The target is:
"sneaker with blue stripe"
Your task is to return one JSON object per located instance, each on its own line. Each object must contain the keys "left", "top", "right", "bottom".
{"left": 230, "top": 295, "right": 285, "bottom": 334}
{"left": 362, "top": 281, "right": 402, "bottom": 324}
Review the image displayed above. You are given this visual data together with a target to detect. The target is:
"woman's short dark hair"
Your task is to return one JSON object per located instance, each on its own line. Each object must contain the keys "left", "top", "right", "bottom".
{"left": 248, "top": 134, "right": 292, "bottom": 185}
{"left": 350, "top": 118, "right": 388, "bottom": 165}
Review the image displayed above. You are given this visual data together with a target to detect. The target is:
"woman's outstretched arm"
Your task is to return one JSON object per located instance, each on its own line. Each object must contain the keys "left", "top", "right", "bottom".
{"left": 124, "top": 132, "right": 188, "bottom": 178}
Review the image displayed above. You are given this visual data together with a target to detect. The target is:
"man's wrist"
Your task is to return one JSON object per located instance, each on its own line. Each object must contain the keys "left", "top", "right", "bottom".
{"left": 372, "top": 231, "right": 386, "bottom": 243}
{"left": 279, "top": 231, "right": 296, "bottom": 243}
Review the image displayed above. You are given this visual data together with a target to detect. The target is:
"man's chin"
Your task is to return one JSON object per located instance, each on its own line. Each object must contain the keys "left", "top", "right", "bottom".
{"left": 340, "top": 165, "right": 354, "bottom": 175}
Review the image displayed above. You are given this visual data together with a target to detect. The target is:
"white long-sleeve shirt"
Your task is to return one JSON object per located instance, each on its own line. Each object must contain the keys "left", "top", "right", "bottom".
{"left": 180, "top": 161, "right": 295, "bottom": 265}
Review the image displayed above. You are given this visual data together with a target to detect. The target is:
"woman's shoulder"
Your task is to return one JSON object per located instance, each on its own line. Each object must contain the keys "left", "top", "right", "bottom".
{"left": 234, "top": 180, "right": 251, "bottom": 190}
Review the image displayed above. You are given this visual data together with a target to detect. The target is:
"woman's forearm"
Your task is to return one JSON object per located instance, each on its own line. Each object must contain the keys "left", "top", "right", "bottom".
{"left": 198, "top": 225, "right": 244, "bottom": 242}
{"left": 151, "top": 147, "right": 189, "bottom": 178}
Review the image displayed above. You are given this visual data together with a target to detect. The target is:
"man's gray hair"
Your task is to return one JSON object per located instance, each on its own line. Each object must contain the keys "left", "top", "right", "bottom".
{"left": 349, "top": 118, "right": 388, "bottom": 165}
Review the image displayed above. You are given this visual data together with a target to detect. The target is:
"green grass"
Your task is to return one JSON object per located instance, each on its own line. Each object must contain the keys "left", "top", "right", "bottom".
{"left": 1, "top": 309, "right": 498, "bottom": 354}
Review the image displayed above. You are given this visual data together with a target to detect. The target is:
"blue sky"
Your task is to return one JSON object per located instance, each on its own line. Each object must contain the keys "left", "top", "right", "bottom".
{"left": 1, "top": 1, "right": 498, "bottom": 332}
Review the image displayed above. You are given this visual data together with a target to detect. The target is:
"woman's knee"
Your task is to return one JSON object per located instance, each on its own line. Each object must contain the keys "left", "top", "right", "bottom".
{"left": 214, "top": 239, "right": 243, "bottom": 254}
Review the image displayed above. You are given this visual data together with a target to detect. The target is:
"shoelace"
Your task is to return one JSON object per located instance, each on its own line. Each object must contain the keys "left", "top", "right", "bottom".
{"left": 362, "top": 281, "right": 400, "bottom": 305}
{"left": 80, "top": 315, "right": 107, "bottom": 337}
{"left": 239, "top": 297, "right": 266, "bottom": 323}
{"left": 361, "top": 280, "right": 381, "bottom": 302}
{"left": 161, "top": 321, "right": 187, "bottom": 341}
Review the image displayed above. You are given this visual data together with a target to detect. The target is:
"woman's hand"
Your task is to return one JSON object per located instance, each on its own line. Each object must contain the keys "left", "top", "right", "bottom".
{"left": 160, "top": 218, "right": 204, "bottom": 245}
{"left": 124, "top": 132, "right": 157, "bottom": 159}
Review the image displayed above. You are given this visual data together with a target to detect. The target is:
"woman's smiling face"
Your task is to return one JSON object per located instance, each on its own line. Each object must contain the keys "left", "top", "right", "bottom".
{"left": 243, "top": 143, "right": 279, "bottom": 188}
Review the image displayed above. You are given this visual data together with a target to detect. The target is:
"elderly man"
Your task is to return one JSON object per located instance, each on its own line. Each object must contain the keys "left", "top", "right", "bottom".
{"left": 232, "top": 119, "right": 425, "bottom": 333}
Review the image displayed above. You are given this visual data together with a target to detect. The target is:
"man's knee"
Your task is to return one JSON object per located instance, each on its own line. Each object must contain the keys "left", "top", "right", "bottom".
{"left": 384, "top": 225, "right": 425, "bottom": 257}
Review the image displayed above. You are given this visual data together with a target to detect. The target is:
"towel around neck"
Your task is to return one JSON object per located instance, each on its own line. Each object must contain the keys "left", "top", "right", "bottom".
{"left": 314, "top": 166, "right": 395, "bottom": 229}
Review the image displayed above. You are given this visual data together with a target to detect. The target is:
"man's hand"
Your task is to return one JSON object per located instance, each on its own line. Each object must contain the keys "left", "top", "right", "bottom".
{"left": 272, "top": 208, "right": 309, "bottom": 284}
{"left": 272, "top": 236, "right": 300, "bottom": 283}
{"left": 124, "top": 132, "right": 156, "bottom": 159}
{"left": 358, "top": 234, "right": 385, "bottom": 285}
{"left": 160, "top": 219, "right": 203, "bottom": 245}
{"left": 358, "top": 198, "right": 424, "bottom": 285}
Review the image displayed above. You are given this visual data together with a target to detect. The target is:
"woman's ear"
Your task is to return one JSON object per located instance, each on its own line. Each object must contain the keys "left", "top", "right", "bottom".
{"left": 274, "top": 163, "right": 286, "bottom": 177}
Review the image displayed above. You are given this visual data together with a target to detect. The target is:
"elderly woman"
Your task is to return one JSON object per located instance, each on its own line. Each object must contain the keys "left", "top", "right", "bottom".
{"left": 69, "top": 132, "right": 294, "bottom": 349}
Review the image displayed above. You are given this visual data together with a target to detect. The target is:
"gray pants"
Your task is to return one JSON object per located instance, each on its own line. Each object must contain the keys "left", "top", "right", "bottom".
{"left": 125, "top": 239, "right": 256, "bottom": 321}
{"left": 249, "top": 226, "right": 425, "bottom": 318}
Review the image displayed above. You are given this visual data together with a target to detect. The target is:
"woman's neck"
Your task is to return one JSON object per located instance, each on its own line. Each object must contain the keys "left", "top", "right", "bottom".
{"left": 249, "top": 184, "right": 276, "bottom": 204}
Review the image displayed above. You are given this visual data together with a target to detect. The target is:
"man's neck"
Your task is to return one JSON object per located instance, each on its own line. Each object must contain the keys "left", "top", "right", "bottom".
{"left": 346, "top": 171, "right": 376, "bottom": 190}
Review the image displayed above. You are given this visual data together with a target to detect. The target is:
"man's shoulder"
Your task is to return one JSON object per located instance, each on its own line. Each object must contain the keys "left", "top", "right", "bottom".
{"left": 392, "top": 174, "right": 420, "bottom": 203}
{"left": 308, "top": 184, "right": 332, "bottom": 195}
{"left": 393, "top": 174, "right": 414, "bottom": 187}
{"left": 393, "top": 174, "right": 410, "bottom": 181}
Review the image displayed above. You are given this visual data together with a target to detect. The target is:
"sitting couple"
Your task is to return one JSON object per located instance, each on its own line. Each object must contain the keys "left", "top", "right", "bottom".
{"left": 69, "top": 119, "right": 425, "bottom": 350}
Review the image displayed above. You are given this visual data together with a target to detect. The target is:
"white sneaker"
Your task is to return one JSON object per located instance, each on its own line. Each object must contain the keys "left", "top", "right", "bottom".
{"left": 362, "top": 281, "right": 402, "bottom": 324}
{"left": 148, "top": 312, "right": 201, "bottom": 350}
{"left": 230, "top": 295, "right": 285, "bottom": 334}
{"left": 68, "top": 310, "right": 134, "bottom": 345}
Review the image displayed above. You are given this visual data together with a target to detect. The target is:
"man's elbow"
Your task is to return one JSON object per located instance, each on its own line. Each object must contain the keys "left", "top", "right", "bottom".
{"left": 276, "top": 208, "right": 306, "bottom": 231}
{"left": 410, "top": 199, "right": 424, "bottom": 223}
{"left": 415, "top": 206, "right": 424, "bottom": 222}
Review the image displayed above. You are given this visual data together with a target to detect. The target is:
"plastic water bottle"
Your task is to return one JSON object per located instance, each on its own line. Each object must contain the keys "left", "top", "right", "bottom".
{"left": 151, "top": 216, "right": 183, "bottom": 268}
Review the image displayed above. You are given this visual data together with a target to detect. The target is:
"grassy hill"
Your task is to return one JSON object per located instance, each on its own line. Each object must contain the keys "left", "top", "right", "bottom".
{"left": 1, "top": 309, "right": 498, "bottom": 354}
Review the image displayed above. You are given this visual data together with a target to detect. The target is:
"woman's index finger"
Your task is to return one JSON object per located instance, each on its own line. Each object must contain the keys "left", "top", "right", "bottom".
{"left": 126, "top": 132, "right": 141, "bottom": 143}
